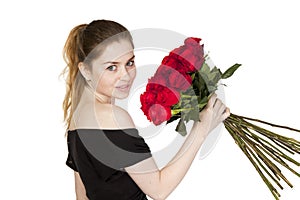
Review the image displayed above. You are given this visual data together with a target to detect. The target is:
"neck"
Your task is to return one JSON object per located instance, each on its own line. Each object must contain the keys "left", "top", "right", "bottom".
{"left": 82, "top": 84, "right": 114, "bottom": 105}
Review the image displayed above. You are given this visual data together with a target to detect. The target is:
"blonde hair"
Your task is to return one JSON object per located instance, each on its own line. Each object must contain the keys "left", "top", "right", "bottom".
{"left": 61, "top": 20, "right": 133, "bottom": 130}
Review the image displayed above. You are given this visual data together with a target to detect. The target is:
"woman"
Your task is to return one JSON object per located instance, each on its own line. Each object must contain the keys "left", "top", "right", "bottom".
{"left": 62, "top": 19, "right": 230, "bottom": 200}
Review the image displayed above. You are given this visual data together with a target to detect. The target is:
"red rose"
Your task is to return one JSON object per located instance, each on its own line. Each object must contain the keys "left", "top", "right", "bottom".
{"left": 169, "top": 46, "right": 185, "bottom": 59}
{"left": 158, "top": 86, "right": 180, "bottom": 105}
{"left": 140, "top": 36, "right": 207, "bottom": 126}
{"left": 161, "top": 56, "right": 186, "bottom": 74}
{"left": 168, "top": 37, "right": 204, "bottom": 72}
{"left": 140, "top": 90, "right": 174, "bottom": 124}
{"left": 148, "top": 104, "right": 171, "bottom": 125}
{"left": 167, "top": 67, "right": 192, "bottom": 91}
{"left": 184, "top": 37, "right": 201, "bottom": 46}
{"left": 140, "top": 91, "right": 157, "bottom": 117}
{"left": 154, "top": 65, "right": 192, "bottom": 91}
{"left": 178, "top": 49, "right": 199, "bottom": 72}
{"left": 146, "top": 78, "right": 180, "bottom": 106}
{"left": 161, "top": 55, "right": 181, "bottom": 70}
{"left": 141, "top": 76, "right": 180, "bottom": 122}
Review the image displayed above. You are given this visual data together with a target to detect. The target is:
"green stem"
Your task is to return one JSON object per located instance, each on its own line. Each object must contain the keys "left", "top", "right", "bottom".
{"left": 231, "top": 114, "right": 300, "bottom": 133}
{"left": 224, "top": 113, "right": 300, "bottom": 200}
{"left": 181, "top": 94, "right": 194, "bottom": 98}
{"left": 226, "top": 121, "right": 289, "bottom": 187}
{"left": 229, "top": 115, "right": 300, "bottom": 153}
{"left": 171, "top": 102, "right": 208, "bottom": 115}
{"left": 248, "top": 129, "right": 300, "bottom": 166}
{"left": 224, "top": 121, "right": 280, "bottom": 200}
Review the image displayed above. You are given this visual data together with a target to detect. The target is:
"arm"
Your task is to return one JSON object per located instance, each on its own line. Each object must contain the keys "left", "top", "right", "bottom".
{"left": 125, "top": 94, "right": 230, "bottom": 200}
{"left": 74, "top": 172, "right": 89, "bottom": 200}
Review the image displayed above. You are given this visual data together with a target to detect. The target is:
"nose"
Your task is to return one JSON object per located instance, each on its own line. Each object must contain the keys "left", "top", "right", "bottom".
{"left": 119, "top": 66, "right": 131, "bottom": 81}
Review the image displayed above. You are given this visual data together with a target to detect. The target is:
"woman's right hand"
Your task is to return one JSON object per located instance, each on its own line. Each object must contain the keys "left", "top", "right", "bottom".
{"left": 194, "top": 93, "right": 230, "bottom": 138}
{"left": 126, "top": 94, "right": 230, "bottom": 200}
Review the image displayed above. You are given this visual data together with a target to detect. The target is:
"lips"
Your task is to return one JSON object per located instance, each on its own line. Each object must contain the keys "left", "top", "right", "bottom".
{"left": 116, "top": 84, "right": 129, "bottom": 89}
{"left": 115, "top": 84, "right": 130, "bottom": 92}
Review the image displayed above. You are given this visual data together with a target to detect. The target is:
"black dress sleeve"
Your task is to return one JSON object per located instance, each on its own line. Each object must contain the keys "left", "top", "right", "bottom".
{"left": 66, "top": 128, "right": 152, "bottom": 181}
{"left": 65, "top": 129, "right": 151, "bottom": 199}
{"left": 66, "top": 152, "right": 78, "bottom": 172}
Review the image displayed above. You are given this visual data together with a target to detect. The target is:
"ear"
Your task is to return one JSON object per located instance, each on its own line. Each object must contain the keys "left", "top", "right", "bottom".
{"left": 78, "top": 62, "right": 92, "bottom": 81}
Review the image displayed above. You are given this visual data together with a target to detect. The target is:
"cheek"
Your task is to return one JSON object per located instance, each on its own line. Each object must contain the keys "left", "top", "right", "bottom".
{"left": 130, "top": 68, "right": 137, "bottom": 79}
{"left": 98, "top": 76, "right": 111, "bottom": 87}
{"left": 92, "top": 70, "right": 105, "bottom": 85}
{"left": 94, "top": 73, "right": 112, "bottom": 90}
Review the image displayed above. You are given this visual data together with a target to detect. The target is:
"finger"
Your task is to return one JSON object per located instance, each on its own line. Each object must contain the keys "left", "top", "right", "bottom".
{"left": 213, "top": 98, "right": 222, "bottom": 109}
{"left": 222, "top": 107, "right": 230, "bottom": 121}
{"left": 217, "top": 103, "right": 226, "bottom": 115}
{"left": 212, "top": 99, "right": 226, "bottom": 116}
{"left": 207, "top": 93, "right": 217, "bottom": 108}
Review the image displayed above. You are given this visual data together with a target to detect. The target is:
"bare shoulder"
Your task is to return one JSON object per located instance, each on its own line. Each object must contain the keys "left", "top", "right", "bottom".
{"left": 95, "top": 104, "right": 136, "bottom": 129}
{"left": 110, "top": 105, "right": 136, "bottom": 129}
{"left": 111, "top": 105, "right": 132, "bottom": 119}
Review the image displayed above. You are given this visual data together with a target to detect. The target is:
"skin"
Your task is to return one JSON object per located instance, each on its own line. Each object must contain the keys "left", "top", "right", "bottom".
{"left": 78, "top": 40, "right": 136, "bottom": 104}
{"left": 70, "top": 39, "right": 230, "bottom": 200}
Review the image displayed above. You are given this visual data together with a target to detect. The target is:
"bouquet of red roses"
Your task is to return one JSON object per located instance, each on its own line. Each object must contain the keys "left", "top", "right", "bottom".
{"left": 140, "top": 37, "right": 300, "bottom": 200}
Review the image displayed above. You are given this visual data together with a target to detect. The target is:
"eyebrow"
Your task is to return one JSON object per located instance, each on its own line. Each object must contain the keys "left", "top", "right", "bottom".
{"left": 103, "top": 55, "right": 135, "bottom": 65}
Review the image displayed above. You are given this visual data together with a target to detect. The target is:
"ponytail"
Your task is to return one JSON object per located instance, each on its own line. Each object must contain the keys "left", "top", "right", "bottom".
{"left": 61, "top": 24, "right": 87, "bottom": 130}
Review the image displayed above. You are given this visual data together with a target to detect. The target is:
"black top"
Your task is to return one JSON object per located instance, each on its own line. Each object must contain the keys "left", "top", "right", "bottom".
{"left": 66, "top": 128, "right": 152, "bottom": 200}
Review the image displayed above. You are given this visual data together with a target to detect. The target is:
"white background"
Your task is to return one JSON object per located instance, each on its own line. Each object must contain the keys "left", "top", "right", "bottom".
{"left": 0, "top": 0, "right": 299, "bottom": 199}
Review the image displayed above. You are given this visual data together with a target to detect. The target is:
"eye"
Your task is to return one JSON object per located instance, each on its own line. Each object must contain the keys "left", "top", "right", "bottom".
{"left": 126, "top": 60, "right": 135, "bottom": 67}
{"left": 106, "top": 65, "right": 117, "bottom": 71}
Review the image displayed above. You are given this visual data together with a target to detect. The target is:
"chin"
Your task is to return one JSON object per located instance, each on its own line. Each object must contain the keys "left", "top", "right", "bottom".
{"left": 113, "top": 87, "right": 132, "bottom": 99}
{"left": 114, "top": 93, "right": 130, "bottom": 100}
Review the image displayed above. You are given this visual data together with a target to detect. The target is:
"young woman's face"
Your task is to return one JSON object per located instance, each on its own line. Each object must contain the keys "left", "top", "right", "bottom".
{"left": 90, "top": 39, "right": 136, "bottom": 102}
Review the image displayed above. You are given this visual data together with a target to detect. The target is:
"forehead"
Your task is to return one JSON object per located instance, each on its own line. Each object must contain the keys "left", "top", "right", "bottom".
{"left": 95, "top": 40, "right": 134, "bottom": 63}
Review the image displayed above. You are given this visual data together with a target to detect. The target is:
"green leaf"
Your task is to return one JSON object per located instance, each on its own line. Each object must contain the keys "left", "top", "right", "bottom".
{"left": 190, "top": 73, "right": 195, "bottom": 80}
{"left": 200, "top": 62, "right": 210, "bottom": 74}
{"left": 207, "top": 85, "right": 218, "bottom": 93}
{"left": 199, "top": 70, "right": 209, "bottom": 80}
{"left": 189, "top": 110, "right": 200, "bottom": 121}
{"left": 221, "top": 63, "right": 241, "bottom": 79}
{"left": 210, "top": 67, "right": 222, "bottom": 84}
{"left": 198, "top": 96, "right": 208, "bottom": 110}
{"left": 176, "top": 119, "right": 187, "bottom": 136}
